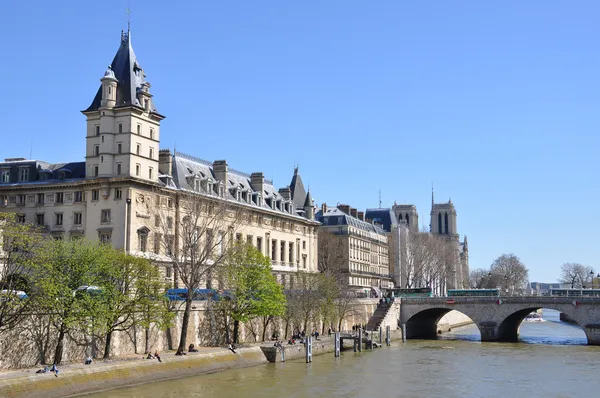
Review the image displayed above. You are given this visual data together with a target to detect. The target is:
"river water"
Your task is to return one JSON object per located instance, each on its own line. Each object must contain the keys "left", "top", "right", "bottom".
{"left": 87, "top": 310, "right": 600, "bottom": 398}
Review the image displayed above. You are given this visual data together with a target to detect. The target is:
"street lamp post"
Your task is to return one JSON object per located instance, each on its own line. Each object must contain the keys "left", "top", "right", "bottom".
{"left": 504, "top": 275, "right": 509, "bottom": 296}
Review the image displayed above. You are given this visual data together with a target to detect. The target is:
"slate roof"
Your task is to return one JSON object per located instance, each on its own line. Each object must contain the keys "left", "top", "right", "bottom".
{"left": 84, "top": 30, "right": 159, "bottom": 114}
{"left": 168, "top": 152, "right": 314, "bottom": 221}
{"left": 365, "top": 208, "right": 398, "bottom": 232}
{"left": 289, "top": 167, "right": 307, "bottom": 211}
{"left": 0, "top": 159, "right": 85, "bottom": 186}
{"left": 316, "top": 207, "right": 386, "bottom": 235}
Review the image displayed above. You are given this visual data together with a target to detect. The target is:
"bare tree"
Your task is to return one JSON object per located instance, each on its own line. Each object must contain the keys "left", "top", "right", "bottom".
{"left": 559, "top": 262, "right": 593, "bottom": 289}
{"left": 401, "top": 231, "right": 460, "bottom": 293}
{"left": 490, "top": 254, "right": 529, "bottom": 295}
{"left": 317, "top": 230, "right": 346, "bottom": 275}
{"left": 153, "top": 190, "right": 242, "bottom": 352}
{"left": 401, "top": 231, "right": 435, "bottom": 288}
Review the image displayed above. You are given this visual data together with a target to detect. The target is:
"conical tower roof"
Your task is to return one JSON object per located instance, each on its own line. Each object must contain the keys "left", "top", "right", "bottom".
{"left": 84, "top": 30, "right": 160, "bottom": 114}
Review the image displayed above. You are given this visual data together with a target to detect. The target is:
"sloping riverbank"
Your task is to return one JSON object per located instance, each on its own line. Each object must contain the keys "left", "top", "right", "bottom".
{"left": 0, "top": 347, "right": 267, "bottom": 398}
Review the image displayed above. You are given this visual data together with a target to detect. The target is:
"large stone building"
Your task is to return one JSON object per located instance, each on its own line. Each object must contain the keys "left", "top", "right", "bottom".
{"left": 315, "top": 204, "right": 392, "bottom": 296}
{"left": 0, "top": 29, "right": 319, "bottom": 286}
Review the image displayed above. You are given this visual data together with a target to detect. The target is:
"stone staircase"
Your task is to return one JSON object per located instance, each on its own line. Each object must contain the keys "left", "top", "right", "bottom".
{"left": 366, "top": 303, "right": 393, "bottom": 331}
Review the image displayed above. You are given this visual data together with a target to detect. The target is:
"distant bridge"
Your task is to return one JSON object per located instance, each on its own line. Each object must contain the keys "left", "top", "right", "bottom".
{"left": 400, "top": 297, "right": 600, "bottom": 345}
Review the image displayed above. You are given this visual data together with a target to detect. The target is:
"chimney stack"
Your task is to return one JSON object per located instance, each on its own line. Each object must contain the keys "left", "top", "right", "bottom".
{"left": 213, "top": 160, "right": 228, "bottom": 183}
{"left": 250, "top": 172, "right": 265, "bottom": 194}
{"left": 278, "top": 186, "right": 291, "bottom": 201}
{"left": 357, "top": 211, "right": 365, "bottom": 221}
{"left": 158, "top": 149, "right": 172, "bottom": 176}
{"left": 350, "top": 207, "right": 358, "bottom": 218}
{"left": 321, "top": 203, "right": 327, "bottom": 214}
{"left": 337, "top": 204, "right": 351, "bottom": 215}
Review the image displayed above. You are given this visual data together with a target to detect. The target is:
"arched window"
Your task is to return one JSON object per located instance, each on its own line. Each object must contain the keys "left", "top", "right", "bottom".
{"left": 444, "top": 213, "right": 449, "bottom": 234}
{"left": 406, "top": 214, "right": 410, "bottom": 226}
{"left": 438, "top": 213, "right": 442, "bottom": 234}
{"left": 137, "top": 227, "right": 149, "bottom": 252}
{"left": 398, "top": 213, "right": 403, "bottom": 221}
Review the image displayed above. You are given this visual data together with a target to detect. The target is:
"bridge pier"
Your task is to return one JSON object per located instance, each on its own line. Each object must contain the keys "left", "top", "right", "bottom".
{"left": 478, "top": 321, "right": 499, "bottom": 342}
{"left": 584, "top": 325, "right": 600, "bottom": 345}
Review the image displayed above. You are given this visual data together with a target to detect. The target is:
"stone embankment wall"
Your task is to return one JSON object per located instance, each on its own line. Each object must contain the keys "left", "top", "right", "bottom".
{"left": 0, "top": 299, "right": 380, "bottom": 370}
{"left": 260, "top": 330, "right": 404, "bottom": 362}
{"left": 0, "top": 347, "right": 267, "bottom": 398}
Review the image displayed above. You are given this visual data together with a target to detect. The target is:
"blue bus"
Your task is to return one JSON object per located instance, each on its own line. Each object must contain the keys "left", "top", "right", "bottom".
{"left": 447, "top": 289, "right": 499, "bottom": 297}
{"left": 392, "top": 287, "right": 432, "bottom": 298}
{"left": 0, "top": 290, "right": 28, "bottom": 300}
{"left": 166, "top": 288, "right": 229, "bottom": 301}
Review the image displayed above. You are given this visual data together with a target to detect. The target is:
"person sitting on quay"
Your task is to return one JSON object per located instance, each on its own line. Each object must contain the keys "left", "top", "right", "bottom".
{"left": 50, "top": 363, "right": 59, "bottom": 377}
{"left": 228, "top": 343, "right": 237, "bottom": 354}
{"left": 84, "top": 356, "right": 93, "bottom": 365}
{"left": 154, "top": 351, "right": 162, "bottom": 362}
{"left": 146, "top": 352, "right": 155, "bottom": 360}
{"left": 188, "top": 344, "right": 198, "bottom": 353}
{"left": 287, "top": 338, "right": 296, "bottom": 345}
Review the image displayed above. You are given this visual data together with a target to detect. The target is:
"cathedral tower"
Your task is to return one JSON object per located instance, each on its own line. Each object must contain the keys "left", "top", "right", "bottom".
{"left": 82, "top": 29, "right": 165, "bottom": 181}
{"left": 392, "top": 203, "right": 419, "bottom": 233}
{"left": 430, "top": 199, "right": 458, "bottom": 237}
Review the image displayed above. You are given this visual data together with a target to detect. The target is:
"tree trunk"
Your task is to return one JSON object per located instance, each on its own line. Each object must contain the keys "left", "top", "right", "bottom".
{"left": 103, "top": 330, "right": 113, "bottom": 359}
{"left": 284, "top": 320, "right": 289, "bottom": 340}
{"left": 178, "top": 297, "right": 193, "bottom": 352}
{"left": 261, "top": 317, "right": 271, "bottom": 342}
{"left": 53, "top": 324, "right": 66, "bottom": 365}
{"left": 233, "top": 320, "right": 240, "bottom": 344}
{"left": 145, "top": 327, "right": 150, "bottom": 354}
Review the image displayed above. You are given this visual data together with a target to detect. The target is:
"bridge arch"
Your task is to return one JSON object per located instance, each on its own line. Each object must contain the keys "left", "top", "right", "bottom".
{"left": 404, "top": 307, "right": 479, "bottom": 340}
{"left": 496, "top": 306, "right": 584, "bottom": 342}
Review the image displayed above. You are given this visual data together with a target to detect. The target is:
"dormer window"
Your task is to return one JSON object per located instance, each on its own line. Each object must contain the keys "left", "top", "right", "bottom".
{"left": 1, "top": 169, "right": 10, "bottom": 183}
{"left": 18, "top": 167, "right": 29, "bottom": 182}
{"left": 58, "top": 171, "right": 65, "bottom": 180}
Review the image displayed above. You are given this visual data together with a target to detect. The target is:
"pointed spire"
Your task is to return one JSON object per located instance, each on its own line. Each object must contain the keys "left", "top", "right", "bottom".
{"left": 431, "top": 182, "right": 435, "bottom": 209}
{"left": 83, "top": 29, "right": 161, "bottom": 116}
{"left": 303, "top": 190, "right": 313, "bottom": 207}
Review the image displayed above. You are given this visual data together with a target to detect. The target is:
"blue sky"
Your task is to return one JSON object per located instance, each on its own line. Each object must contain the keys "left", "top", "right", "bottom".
{"left": 1, "top": 1, "right": 599, "bottom": 282}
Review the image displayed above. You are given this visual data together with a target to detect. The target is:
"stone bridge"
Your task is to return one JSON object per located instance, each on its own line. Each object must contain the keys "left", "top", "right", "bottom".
{"left": 400, "top": 297, "right": 600, "bottom": 345}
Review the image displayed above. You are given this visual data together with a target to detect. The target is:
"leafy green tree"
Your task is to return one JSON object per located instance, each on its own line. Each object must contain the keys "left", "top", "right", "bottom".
{"left": 0, "top": 213, "right": 44, "bottom": 334}
{"left": 97, "top": 252, "right": 174, "bottom": 359}
{"left": 220, "top": 243, "right": 286, "bottom": 344}
{"left": 30, "top": 239, "right": 115, "bottom": 365}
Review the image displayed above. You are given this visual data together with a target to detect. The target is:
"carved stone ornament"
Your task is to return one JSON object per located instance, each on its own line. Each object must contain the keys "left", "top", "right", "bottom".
{"left": 135, "top": 194, "right": 151, "bottom": 218}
